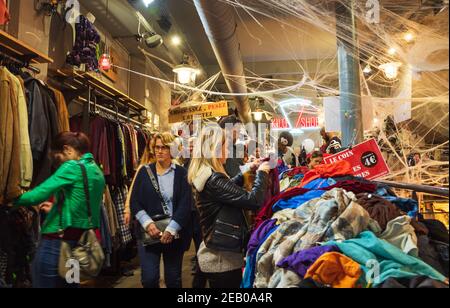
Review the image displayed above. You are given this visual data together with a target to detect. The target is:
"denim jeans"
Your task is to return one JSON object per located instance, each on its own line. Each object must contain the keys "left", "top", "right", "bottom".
{"left": 138, "top": 240, "right": 184, "bottom": 288}
{"left": 32, "top": 239, "right": 79, "bottom": 288}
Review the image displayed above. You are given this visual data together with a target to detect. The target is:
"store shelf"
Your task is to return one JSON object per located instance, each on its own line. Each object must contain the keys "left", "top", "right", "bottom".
{"left": 49, "top": 68, "right": 146, "bottom": 113}
{"left": 0, "top": 29, "right": 53, "bottom": 64}
{"left": 82, "top": 72, "right": 146, "bottom": 111}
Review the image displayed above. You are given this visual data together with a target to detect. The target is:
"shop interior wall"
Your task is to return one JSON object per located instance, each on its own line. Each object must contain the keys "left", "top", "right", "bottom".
{"left": 4, "top": 0, "right": 158, "bottom": 125}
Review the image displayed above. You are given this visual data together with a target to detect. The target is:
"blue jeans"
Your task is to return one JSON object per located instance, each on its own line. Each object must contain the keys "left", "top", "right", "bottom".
{"left": 32, "top": 239, "right": 79, "bottom": 288}
{"left": 138, "top": 240, "right": 184, "bottom": 288}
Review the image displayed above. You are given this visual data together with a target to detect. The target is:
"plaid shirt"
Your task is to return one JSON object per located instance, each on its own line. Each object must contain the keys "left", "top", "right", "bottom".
{"left": 113, "top": 186, "right": 133, "bottom": 246}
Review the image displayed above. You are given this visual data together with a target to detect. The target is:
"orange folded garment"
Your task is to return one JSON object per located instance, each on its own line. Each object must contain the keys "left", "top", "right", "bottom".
{"left": 300, "top": 160, "right": 352, "bottom": 187}
{"left": 304, "top": 252, "right": 362, "bottom": 288}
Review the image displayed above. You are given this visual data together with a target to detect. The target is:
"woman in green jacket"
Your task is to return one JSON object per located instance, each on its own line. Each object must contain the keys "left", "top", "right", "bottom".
{"left": 14, "top": 132, "right": 106, "bottom": 288}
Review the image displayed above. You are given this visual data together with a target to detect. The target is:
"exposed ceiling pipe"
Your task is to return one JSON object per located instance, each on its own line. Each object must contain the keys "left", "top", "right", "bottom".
{"left": 193, "top": 0, "right": 252, "bottom": 124}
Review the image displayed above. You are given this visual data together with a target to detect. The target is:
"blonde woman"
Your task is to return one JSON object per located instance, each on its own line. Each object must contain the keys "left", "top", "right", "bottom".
{"left": 130, "top": 132, "right": 192, "bottom": 288}
{"left": 188, "top": 124, "right": 270, "bottom": 288}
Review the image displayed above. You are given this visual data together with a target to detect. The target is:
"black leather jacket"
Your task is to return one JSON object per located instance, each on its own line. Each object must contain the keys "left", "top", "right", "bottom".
{"left": 195, "top": 171, "right": 268, "bottom": 253}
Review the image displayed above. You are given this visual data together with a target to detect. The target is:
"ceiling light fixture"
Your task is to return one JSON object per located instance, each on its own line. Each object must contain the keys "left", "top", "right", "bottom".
{"left": 173, "top": 55, "right": 199, "bottom": 85}
{"left": 100, "top": 0, "right": 112, "bottom": 71}
{"left": 388, "top": 47, "right": 397, "bottom": 56}
{"left": 379, "top": 62, "right": 402, "bottom": 79}
{"left": 253, "top": 99, "right": 265, "bottom": 122}
{"left": 363, "top": 65, "right": 372, "bottom": 74}
{"left": 404, "top": 32, "right": 415, "bottom": 42}
{"left": 171, "top": 35, "right": 182, "bottom": 46}
{"left": 143, "top": 0, "right": 155, "bottom": 7}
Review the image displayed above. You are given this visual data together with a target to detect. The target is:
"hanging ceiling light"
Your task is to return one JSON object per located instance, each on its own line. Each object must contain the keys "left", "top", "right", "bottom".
{"left": 379, "top": 62, "right": 402, "bottom": 79}
{"left": 171, "top": 35, "right": 182, "bottom": 46}
{"left": 363, "top": 64, "right": 372, "bottom": 74}
{"left": 253, "top": 109, "right": 264, "bottom": 122}
{"left": 99, "top": 0, "right": 112, "bottom": 71}
{"left": 99, "top": 53, "right": 112, "bottom": 71}
{"left": 253, "top": 99, "right": 265, "bottom": 121}
{"left": 403, "top": 32, "right": 415, "bottom": 42}
{"left": 388, "top": 47, "right": 397, "bottom": 56}
{"left": 173, "top": 55, "right": 199, "bottom": 85}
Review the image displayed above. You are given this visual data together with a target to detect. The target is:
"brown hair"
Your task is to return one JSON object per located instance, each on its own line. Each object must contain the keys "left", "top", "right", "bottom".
{"left": 307, "top": 150, "right": 324, "bottom": 164}
{"left": 140, "top": 134, "right": 156, "bottom": 165}
{"left": 51, "top": 132, "right": 90, "bottom": 154}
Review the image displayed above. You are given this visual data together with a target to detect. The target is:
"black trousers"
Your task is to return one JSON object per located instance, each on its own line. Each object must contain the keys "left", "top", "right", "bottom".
{"left": 191, "top": 210, "right": 207, "bottom": 288}
{"left": 205, "top": 269, "right": 243, "bottom": 289}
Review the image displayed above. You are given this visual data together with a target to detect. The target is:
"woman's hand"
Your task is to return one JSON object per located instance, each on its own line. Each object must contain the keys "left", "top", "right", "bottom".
{"left": 124, "top": 212, "right": 131, "bottom": 226}
{"left": 249, "top": 158, "right": 261, "bottom": 172}
{"left": 257, "top": 162, "right": 271, "bottom": 174}
{"left": 147, "top": 223, "right": 162, "bottom": 239}
{"left": 39, "top": 202, "right": 54, "bottom": 214}
{"left": 160, "top": 231, "right": 174, "bottom": 244}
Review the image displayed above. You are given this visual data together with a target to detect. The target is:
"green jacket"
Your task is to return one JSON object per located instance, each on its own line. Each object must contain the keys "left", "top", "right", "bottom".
{"left": 14, "top": 153, "right": 106, "bottom": 234}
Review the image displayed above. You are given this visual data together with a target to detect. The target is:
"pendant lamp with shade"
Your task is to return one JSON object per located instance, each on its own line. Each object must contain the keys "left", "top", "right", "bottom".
{"left": 99, "top": 0, "right": 112, "bottom": 71}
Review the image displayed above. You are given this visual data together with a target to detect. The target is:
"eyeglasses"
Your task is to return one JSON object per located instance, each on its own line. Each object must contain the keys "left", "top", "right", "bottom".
{"left": 154, "top": 145, "right": 170, "bottom": 152}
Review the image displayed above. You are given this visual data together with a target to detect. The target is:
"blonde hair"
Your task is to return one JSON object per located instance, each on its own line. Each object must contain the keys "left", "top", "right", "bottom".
{"left": 140, "top": 132, "right": 178, "bottom": 165}
{"left": 140, "top": 134, "right": 156, "bottom": 165}
{"left": 187, "top": 125, "right": 228, "bottom": 185}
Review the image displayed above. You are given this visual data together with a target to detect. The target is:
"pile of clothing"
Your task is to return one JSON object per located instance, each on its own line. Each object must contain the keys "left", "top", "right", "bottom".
{"left": 243, "top": 161, "right": 449, "bottom": 288}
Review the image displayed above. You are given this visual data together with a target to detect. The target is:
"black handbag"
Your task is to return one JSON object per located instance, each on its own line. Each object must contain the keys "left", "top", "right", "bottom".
{"left": 140, "top": 165, "right": 172, "bottom": 247}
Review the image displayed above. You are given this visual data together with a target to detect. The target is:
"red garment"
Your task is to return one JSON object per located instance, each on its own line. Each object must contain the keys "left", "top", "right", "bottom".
{"left": 263, "top": 179, "right": 377, "bottom": 218}
{"left": 0, "top": 0, "right": 9, "bottom": 25}
{"left": 323, "top": 180, "right": 377, "bottom": 195}
{"left": 300, "top": 160, "right": 352, "bottom": 187}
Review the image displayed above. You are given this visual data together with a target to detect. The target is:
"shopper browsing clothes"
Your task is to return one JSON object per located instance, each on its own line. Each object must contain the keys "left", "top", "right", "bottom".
{"left": 13, "top": 132, "right": 106, "bottom": 288}
{"left": 320, "top": 128, "right": 343, "bottom": 154}
{"left": 130, "top": 133, "right": 192, "bottom": 288}
{"left": 307, "top": 151, "right": 324, "bottom": 169}
{"left": 188, "top": 125, "right": 270, "bottom": 288}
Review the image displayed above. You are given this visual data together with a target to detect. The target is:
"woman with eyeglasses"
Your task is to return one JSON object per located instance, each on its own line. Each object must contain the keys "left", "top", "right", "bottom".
{"left": 130, "top": 132, "right": 192, "bottom": 288}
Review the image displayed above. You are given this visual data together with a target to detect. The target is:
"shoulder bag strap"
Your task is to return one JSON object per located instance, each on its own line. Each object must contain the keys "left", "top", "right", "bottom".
{"left": 144, "top": 165, "right": 171, "bottom": 216}
{"left": 78, "top": 162, "right": 93, "bottom": 226}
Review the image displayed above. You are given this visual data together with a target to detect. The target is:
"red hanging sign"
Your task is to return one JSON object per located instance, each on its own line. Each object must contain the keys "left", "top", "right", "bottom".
{"left": 323, "top": 138, "right": 390, "bottom": 180}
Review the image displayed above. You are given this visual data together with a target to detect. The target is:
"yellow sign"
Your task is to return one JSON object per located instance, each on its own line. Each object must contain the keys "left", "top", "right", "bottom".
{"left": 169, "top": 101, "right": 229, "bottom": 123}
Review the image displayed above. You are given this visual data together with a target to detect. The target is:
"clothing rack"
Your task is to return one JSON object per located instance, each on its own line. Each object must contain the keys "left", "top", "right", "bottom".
{"left": 73, "top": 96, "right": 144, "bottom": 127}
{"left": 374, "top": 180, "right": 449, "bottom": 198}
{"left": 0, "top": 50, "right": 41, "bottom": 74}
{"left": 49, "top": 68, "right": 149, "bottom": 125}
